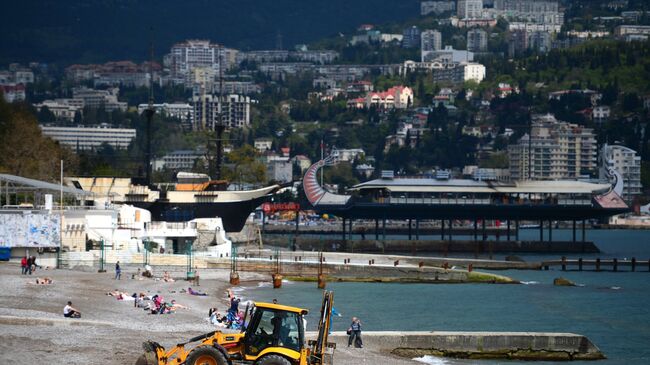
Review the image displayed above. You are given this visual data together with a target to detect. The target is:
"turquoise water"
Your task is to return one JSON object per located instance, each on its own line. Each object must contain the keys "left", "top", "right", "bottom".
{"left": 243, "top": 230, "right": 650, "bottom": 364}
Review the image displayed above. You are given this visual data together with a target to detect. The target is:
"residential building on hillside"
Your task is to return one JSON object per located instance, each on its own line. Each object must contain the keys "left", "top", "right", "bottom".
{"left": 493, "top": 0, "right": 563, "bottom": 26}
{"left": 458, "top": 62, "right": 486, "bottom": 83}
{"left": 35, "top": 99, "right": 82, "bottom": 122}
{"left": 191, "top": 94, "right": 251, "bottom": 130}
{"left": 0, "top": 67, "right": 34, "bottom": 85}
{"left": 422, "top": 45, "right": 474, "bottom": 64}
{"left": 421, "top": 30, "right": 443, "bottom": 53}
{"left": 599, "top": 144, "right": 641, "bottom": 204}
{"left": 347, "top": 86, "right": 413, "bottom": 109}
{"left": 72, "top": 87, "right": 127, "bottom": 112}
{"left": 236, "top": 50, "right": 339, "bottom": 64}
{"left": 267, "top": 161, "right": 293, "bottom": 183}
{"left": 137, "top": 103, "right": 193, "bottom": 128}
{"left": 155, "top": 149, "right": 206, "bottom": 171}
{"left": 457, "top": 0, "right": 483, "bottom": 19}
{"left": 402, "top": 26, "right": 422, "bottom": 48}
{"left": 508, "top": 114, "right": 597, "bottom": 180}
{"left": 332, "top": 148, "right": 366, "bottom": 162}
{"left": 614, "top": 25, "right": 650, "bottom": 37}
{"left": 592, "top": 106, "right": 611, "bottom": 122}
{"left": 421, "top": 1, "right": 456, "bottom": 15}
{"left": 165, "top": 40, "right": 237, "bottom": 85}
{"left": 528, "top": 31, "right": 552, "bottom": 53}
{"left": 467, "top": 29, "right": 488, "bottom": 52}
{"left": 0, "top": 84, "right": 26, "bottom": 102}
{"left": 254, "top": 138, "right": 273, "bottom": 153}
{"left": 40, "top": 125, "right": 136, "bottom": 150}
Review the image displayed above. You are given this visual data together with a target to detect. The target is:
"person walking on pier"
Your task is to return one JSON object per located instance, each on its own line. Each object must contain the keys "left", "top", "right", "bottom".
{"left": 114, "top": 261, "right": 121, "bottom": 280}
{"left": 347, "top": 317, "right": 363, "bottom": 348}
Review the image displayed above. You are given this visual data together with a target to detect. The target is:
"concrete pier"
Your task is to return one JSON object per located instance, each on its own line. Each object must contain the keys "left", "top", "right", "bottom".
{"left": 263, "top": 237, "right": 600, "bottom": 254}
{"left": 322, "top": 331, "right": 605, "bottom": 361}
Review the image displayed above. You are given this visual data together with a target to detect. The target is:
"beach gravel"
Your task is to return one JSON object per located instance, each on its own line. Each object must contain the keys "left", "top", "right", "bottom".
{"left": 0, "top": 263, "right": 417, "bottom": 364}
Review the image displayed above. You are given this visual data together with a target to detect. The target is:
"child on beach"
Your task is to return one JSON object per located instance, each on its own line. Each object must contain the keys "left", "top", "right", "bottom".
{"left": 63, "top": 301, "right": 81, "bottom": 318}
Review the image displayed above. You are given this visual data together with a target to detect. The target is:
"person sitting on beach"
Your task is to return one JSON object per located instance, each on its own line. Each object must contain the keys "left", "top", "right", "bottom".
{"left": 169, "top": 299, "right": 189, "bottom": 310}
{"left": 142, "top": 265, "right": 153, "bottom": 278}
{"left": 32, "top": 277, "right": 53, "bottom": 285}
{"left": 162, "top": 271, "right": 175, "bottom": 282}
{"left": 188, "top": 287, "right": 207, "bottom": 296}
{"left": 63, "top": 301, "right": 81, "bottom": 318}
{"left": 106, "top": 290, "right": 129, "bottom": 297}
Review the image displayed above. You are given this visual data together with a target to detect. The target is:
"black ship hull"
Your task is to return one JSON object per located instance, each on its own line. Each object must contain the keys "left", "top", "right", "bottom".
{"left": 129, "top": 195, "right": 271, "bottom": 232}
{"left": 315, "top": 202, "right": 630, "bottom": 221}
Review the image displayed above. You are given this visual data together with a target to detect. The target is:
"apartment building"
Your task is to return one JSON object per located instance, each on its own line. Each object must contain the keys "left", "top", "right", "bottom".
{"left": 599, "top": 144, "right": 642, "bottom": 203}
{"left": 191, "top": 94, "right": 251, "bottom": 130}
{"left": 165, "top": 40, "right": 237, "bottom": 85}
{"left": 402, "top": 26, "right": 422, "bottom": 48}
{"left": 509, "top": 114, "right": 597, "bottom": 180}
{"left": 72, "top": 87, "right": 127, "bottom": 112}
{"left": 421, "top": 30, "right": 443, "bottom": 54}
{"left": 457, "top": 0, "right": 483, "bottom": 19}
{"left": 467, "top": 29, "right": 488, "bottom": 52}
{"left": 421, "top": 1, "right": 456, "bottom": 15}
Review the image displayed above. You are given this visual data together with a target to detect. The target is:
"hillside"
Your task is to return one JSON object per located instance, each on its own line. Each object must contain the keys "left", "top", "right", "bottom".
{"left": 0, "top": 0, "right": 420, "bottom": 66}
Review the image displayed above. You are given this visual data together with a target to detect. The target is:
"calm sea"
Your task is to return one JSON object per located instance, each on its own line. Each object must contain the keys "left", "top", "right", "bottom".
{"left": 242, "top": 229, "right": 650, "bottom": 365}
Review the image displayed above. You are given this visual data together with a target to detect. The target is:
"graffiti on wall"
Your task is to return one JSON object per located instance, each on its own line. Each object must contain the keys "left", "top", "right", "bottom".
{"left": 0, "top": 212, "right": 61, "bottom": 247}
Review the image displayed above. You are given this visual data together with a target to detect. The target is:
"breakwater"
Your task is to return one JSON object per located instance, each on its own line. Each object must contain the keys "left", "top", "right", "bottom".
{"left": 206, "top": 253, "right": 518, "bottom": 284}
{"left": 320, "top": 331, "right": 605, "bottom": 361}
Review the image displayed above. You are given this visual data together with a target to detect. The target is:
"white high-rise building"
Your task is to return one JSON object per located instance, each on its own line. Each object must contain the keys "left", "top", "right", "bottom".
{"left": 599, "top": 144, "right": 642, "bottom": 203}
{"left": 420, "top": 30, "right": 442, "bottom": 62}
{"left": 457, "top": 0, "right": 483, "bottom": 19}
{"left": 421, "top": 30, "right": 443, "bottom": 53}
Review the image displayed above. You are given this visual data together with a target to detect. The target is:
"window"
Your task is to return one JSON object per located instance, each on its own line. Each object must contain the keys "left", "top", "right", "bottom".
{"left": 246, "top": 309, "right": 303, "bottom": 355}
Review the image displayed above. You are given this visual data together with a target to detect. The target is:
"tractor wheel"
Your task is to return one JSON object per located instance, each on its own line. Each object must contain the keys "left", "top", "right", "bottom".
{"left": 185, "top": 346, "right": 228, "bottom": 365}
{"left": 255, "top": 354, "right": 292, "bottom": 365}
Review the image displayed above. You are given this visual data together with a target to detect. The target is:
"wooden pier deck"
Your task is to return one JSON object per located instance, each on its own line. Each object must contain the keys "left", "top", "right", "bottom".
{"left": 542, "top": 257, "right": 650, "bottom": 272}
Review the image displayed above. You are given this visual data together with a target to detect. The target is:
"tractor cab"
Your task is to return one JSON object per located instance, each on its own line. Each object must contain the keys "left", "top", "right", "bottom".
{"left": 242, "top": 302, "right": 309, "bottom": 362}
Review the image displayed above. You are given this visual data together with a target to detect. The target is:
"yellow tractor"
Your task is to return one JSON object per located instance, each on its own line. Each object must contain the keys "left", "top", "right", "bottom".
{"left": 135, "top": 291, "right": 335, "bottom": 365}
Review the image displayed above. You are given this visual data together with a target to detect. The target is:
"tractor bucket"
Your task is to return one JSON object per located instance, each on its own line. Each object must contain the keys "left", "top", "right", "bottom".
{"left": 134, "top": 341, "right": 161, "bottom": 365}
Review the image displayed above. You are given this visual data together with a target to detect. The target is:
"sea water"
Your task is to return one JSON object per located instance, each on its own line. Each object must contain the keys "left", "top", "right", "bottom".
{"left": 244, "top": 230, "right": 650, "bottom": 364}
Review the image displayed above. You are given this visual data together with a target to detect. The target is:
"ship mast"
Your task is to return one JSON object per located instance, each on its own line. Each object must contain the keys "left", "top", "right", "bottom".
{"left": 144, "top": 41, "right": 155, "bottom": 186}
{"left": 214, "top": 45, "right": 226, "bottom": 180}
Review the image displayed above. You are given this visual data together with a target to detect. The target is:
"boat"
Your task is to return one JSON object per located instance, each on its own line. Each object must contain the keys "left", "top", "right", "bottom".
{"left": 66, "top": 172, "right": 279, "bottom": 232}
{"left": 302, "top": 153, "right": 630, "bottom": 222}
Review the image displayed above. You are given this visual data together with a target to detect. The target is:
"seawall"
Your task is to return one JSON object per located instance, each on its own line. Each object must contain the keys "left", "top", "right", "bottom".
{"left": 322, "top": 331, "right": 605, "bottom": 361}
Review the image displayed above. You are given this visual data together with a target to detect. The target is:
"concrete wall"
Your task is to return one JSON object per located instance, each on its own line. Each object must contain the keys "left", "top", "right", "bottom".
{"left": 324, "top": 331, "right": 605, "bottom": 360}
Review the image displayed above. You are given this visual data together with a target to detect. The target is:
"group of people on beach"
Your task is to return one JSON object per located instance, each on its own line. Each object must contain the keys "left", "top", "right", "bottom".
{"left": 106, "top": 288, "right": 192, "bottom": 314}
{"left": 20, "top": 256, "right": 39, "bottom": 275}
{"left": 208, "top": 289, "right": 246, "bottom": 329}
